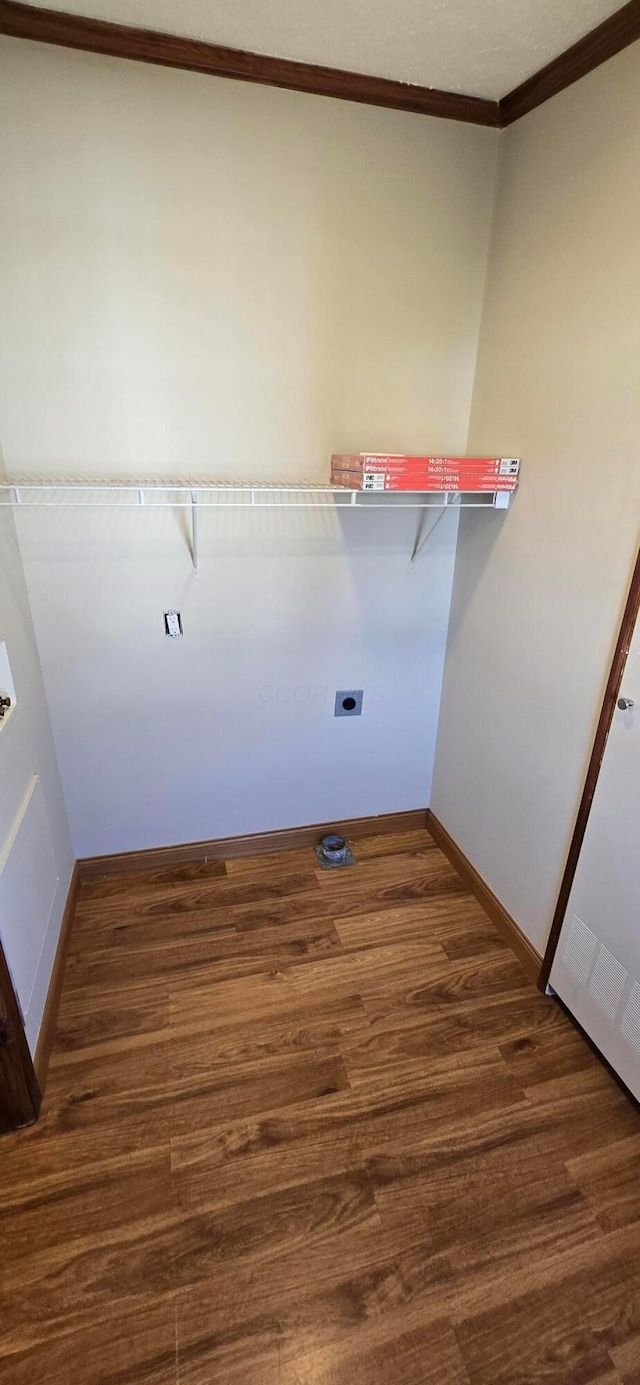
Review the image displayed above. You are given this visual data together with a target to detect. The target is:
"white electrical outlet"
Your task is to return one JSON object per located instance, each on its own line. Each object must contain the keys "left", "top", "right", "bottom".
{"left": 164, "top": 611, "right": 183, "bottom": 638}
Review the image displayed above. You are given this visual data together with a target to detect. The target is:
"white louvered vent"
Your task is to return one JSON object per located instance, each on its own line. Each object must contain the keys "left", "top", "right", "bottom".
{"left": 588, "top": 944, "right": 628, "bottom": 1020}
{"left": 621, "top": 981, "right": 640, "bottom": 1055}
{"left": 563, "top": 914, "right": 598, "bottom": 986}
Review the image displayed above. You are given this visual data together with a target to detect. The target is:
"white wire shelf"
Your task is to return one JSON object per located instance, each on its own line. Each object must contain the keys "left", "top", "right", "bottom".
{"left": 0, "top": 478, "right": 513, "bottom": 509}
{"left": 1, "top": 477, "right": 513, "bottom": 571}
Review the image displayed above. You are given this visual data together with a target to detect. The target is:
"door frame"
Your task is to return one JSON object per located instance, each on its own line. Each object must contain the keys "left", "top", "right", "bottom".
{"left": 0, "top": 933, "right": 41, "bottom": 1133}
{"left": 540, "top": 542, "right": 640, "bottom": 990}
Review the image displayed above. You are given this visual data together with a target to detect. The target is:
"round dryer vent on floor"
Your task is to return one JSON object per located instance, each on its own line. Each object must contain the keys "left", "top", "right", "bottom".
{"left": 314, "top": 834, "right": 356, "bottom": 869}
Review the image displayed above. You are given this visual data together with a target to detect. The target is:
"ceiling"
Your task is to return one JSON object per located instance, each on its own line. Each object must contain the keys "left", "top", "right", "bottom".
{"left": 23, "top": 0, "right": 625, "bottom": 100}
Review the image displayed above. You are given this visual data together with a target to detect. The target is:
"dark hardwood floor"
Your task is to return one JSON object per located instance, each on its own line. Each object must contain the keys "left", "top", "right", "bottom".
{"left": 1, "top": 828, "right": 639, "bottom": 1384}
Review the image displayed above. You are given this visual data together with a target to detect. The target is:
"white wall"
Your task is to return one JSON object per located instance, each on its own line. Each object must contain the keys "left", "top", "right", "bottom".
{"left": 15, "top": 503, "right": 462, "bottom": 857}
{"left": 0, "top": 38, "right": 498, "bottom": 857}
{"left": 432, "top": 43, "right": 640, "bottom": 956}
{"left": 0, "top": 453, "right": 74, "bottom": 1053}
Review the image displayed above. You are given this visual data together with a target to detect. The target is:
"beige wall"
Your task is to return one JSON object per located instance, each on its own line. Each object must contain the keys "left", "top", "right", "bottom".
{"left": 432, "top": 42, "right": 640, "bottom": 956}
{"left": 0, "top": 38, "right": 498, "bottom": 855}
{"left": 0, "top": 39, "right": 496, "bottom": 478}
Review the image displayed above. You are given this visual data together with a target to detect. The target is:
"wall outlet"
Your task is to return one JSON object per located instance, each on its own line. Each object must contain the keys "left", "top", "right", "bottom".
{"left": 164, "top": 611, "right": 183, "bottom": 638}
{"left": 335, "top": 689, "right": 363, "bottom": 717}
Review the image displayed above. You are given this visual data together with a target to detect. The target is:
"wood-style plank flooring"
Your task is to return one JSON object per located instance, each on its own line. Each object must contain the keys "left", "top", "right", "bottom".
{"left": 2, "top": 828, "right": 640, "bottom": 1384}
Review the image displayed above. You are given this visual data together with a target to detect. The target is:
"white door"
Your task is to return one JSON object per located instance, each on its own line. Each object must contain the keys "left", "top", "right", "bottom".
{"left": 549, "top": 612, "right": 640, "bottom": 1100}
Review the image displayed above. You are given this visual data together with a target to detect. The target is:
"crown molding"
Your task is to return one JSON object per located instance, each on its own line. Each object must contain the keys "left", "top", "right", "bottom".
{"left": 1, "top": 0, "right": 638, "bottom": 128}
{"left": 500, "top": 0, "right": 640, "bottom": 125}
{"left": 0, "top": 1, "right": 499, "bottom": 125}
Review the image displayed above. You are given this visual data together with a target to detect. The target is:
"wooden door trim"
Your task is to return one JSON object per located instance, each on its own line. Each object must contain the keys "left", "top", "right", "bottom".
{"left": 540, "top": 544, "right": 640, "bottom": 990}
{"left": 0, "top": 934, "right": 41, "bottom": 1132}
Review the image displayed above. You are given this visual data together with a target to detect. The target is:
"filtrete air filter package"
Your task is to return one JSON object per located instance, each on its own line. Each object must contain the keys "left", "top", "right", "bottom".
{"left": 330, "top": 455, "right": 520, "bottom": 492}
